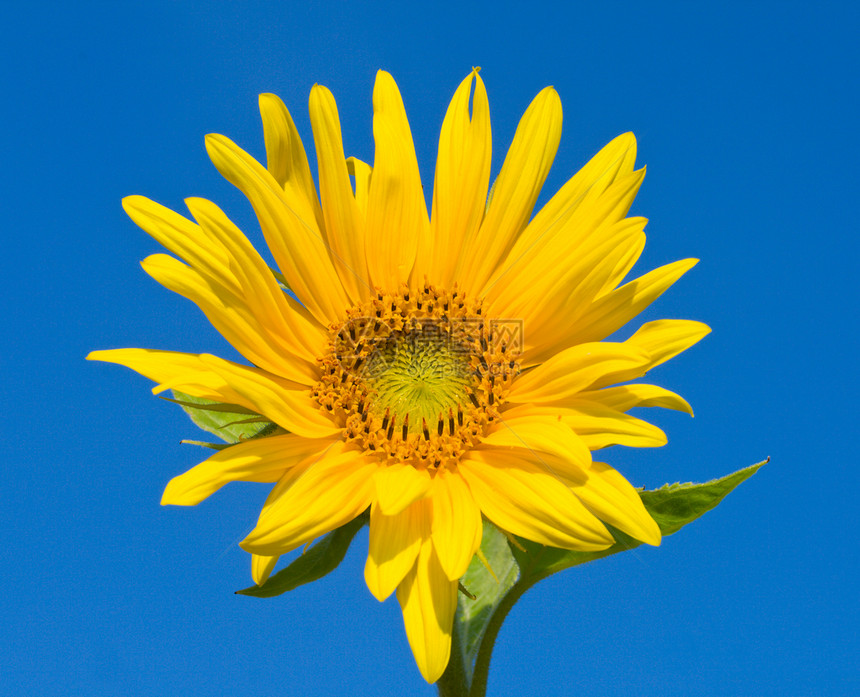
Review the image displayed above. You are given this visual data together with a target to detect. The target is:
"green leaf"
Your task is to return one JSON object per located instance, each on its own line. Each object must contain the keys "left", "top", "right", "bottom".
{"left": 639, "top": 459, "right": 766, "bottom": 535}
{"left": 455, "top": 520, "right": 520, "bottom": 683}
{"left": 513, "top": 459, "right": 768, "bottom": 583}
{"left": 167, "top": 390, "right": 280, "bottom": 443}
{"left": 236, "top": 514, "right": 367, "bottom": 598}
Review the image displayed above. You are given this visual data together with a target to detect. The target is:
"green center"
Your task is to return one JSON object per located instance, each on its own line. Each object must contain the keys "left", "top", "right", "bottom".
{"left": 362, "top": 325, "right": 473, "bottom": 435}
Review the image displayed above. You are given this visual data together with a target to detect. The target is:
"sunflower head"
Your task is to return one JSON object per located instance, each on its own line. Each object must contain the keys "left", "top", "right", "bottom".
{"left": 88, "top": 69, "right": 709, "bottom": 683}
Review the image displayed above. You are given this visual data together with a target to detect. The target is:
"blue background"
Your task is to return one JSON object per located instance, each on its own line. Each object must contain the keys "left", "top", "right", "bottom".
{"left": 2, "top": 1, "right": 857, "bottom": 695}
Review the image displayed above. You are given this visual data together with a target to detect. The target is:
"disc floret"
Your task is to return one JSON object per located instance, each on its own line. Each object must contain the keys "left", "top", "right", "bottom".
{"left": 312, "top": 283, "right": 520, "bottom": 469}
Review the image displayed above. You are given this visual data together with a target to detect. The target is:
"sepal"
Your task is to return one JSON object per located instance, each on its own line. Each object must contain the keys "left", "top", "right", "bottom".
{"left": 167, "top": 390, "right": 280, "bottom": 443}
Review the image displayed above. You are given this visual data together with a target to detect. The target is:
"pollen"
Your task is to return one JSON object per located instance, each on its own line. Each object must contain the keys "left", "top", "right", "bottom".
{"left": 312, "top": 282, "right": 520, "bottom": 469}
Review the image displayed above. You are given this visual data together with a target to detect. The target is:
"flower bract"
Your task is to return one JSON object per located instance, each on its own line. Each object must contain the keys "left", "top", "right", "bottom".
{"left": 89, "top": 69, "right": 709, "bottom": 683}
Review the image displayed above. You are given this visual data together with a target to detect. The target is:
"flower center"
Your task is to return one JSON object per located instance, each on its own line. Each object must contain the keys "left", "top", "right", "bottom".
{"left": 312, "top": 283, "right": 520, "bottom": 469}
{"left": 362, "top": 324, "right": 472, "bottom": 436}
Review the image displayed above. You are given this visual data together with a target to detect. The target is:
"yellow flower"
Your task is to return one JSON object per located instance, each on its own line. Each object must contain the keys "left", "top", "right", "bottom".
{"left": 89, "top": 70, "right": 709, "bottom": 683}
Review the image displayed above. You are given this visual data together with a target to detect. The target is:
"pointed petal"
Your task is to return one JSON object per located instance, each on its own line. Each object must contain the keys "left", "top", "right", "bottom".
{"left": 86, "top": 349, "right": 339, "bottom": 439}
{"left": 483, "top": 412, "right": 592, "bottom": 470}
{"left": 195, "top": 354, "right": 338, "bottom": 440}
{"left": 396, "top": 539, "right": 457, "bottom": 684}
{"left": 484, "top": 164, "right": 645, "bottom": 312}
{"left": 122, "top": 195, "right": 327, "bottom": 380}
{"left": 508, "top": 342, "right": 650, "bottom": 404}
{"left": 258, "top": 92, "right": 324, "bottom": 231}
{"left": 122, "top": 194, "right": 232, "bottom": 289}
{"left": 550, "top": 222, "right": 647, "bottom": 323}
{"left": 252, "top": 554, "right": 280, "bottom": 585}
{"left": 460, "top": 87, "right": 562, "bottom": 295}
{"left": 205, "top": 133, "right": 350, "bottom": 324}
{"left": 161, "top": 434, "right": 331, "bottom": 506}
{"left": 574, "top": 319, "right": 710, "bottom": 394}
{"left": 502, "top": 132, "right": 639, "bottom": 261}
{"left": 559, "top": 403, "right": 668, "bottom": 449}
{"left": 364, "top": 499, "right": 427, "bottom": 601}
{"left": 571, "top": 461, "right": 661, "bottom": 546}
{"left": 475, "top": 409, "right": 659, "bottom": 545}
{"left": 459, "top": 449, "right": 613, "bottom": 550}
{"left": 423, "top": 69, "right": 491, "bottom": 286}
{"left": 560, "top": 258, "right": 699, "bottom": 347}
{"left": 346, "top": 157, "right": 372, "bottom": 217}
{"left": 309, "top": 85, "right": 371, "bottom": 301}
{"left": 601, "top": 319, "right": 711, "bottom": 387}
{"left": 365, "top": 70, "right": 428, "bottom": 287}
{"left": 578, "top": 383, "right": 694, "bottom": 416}
{"left": 490, "top": 213, "right": 645, "bottom": 332}
{"left": 430, "top": 468, "right": 483, "bottom": 581}
{"left": 498, "top": 402, "right": 667, "bottom": 451}
{"left": 241, "top": 443, "right": 377, "bottom": 556}
{"left": 374, "top": 463, "right": 433, "bottom": 516}
{"left": 591, "top": 226, "right": 648, "bottom": 300}
{"left": 185, "top": 197, "right": 327, "bottom": 359}
{"left": 140, "top": 253, "right": 319, "bottom": 385}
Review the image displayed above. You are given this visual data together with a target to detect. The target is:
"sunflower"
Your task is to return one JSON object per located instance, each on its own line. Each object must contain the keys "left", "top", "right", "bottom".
{"left": 89, "top": 69, "right": 709, "bottom": 683}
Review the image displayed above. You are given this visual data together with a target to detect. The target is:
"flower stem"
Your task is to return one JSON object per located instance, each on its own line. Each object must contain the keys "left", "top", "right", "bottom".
{"left": 437, "top": 624, "right": 469, "bottom": 697}
{"left": 466, "top": 582, "right": 528, "bottom": 697}
{"left": 437, "top": 579, "right": 530, "bottom": 697}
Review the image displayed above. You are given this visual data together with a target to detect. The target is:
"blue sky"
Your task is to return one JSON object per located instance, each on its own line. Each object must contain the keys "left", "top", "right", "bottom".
{"left": 2, "top": 1, "right": 857, "bottom": 695}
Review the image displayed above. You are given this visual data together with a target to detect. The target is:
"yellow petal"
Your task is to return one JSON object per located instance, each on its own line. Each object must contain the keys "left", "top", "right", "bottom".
{"left": 571, "top": 461, "right": 661, "bottom": 546}
{"left": 558, "top": 403, "right": 668, "bottom": 450}
{"left": 508, "top": 342, "right": 650, "bottom": 404}
{"left": 185, "top": 197, "right": 327, "bottom": 358}
{"left": 498, "top": 402, "right": 667, "bottom": 451}
{"left": 484, "top": 165, "right": 645, "bottom": 312}
{"left": 591, "top": 226, "right": 648, "bottom": 300}
{"left": 609, "top": 319, "right": 712, "bottom": 385}
{"left": 252, "top": 554, "right": 280, "bottom": 585}
{"left": 560, "top": 258, "right": 699, "bottom": 348}
{"left": 430, "top": 468, "right": 483, "bottom": 581}
{"left": 258, "top": 92, "right": 325, "bottom": 231}
{"left": 423, "top": 69, "right": 491, "bottom": 286}
{"left": 556, "top": 222, "right": 647, "bottom": 321}
{"left": 309, "top": 85, "right": 371, "bottom": 302}
{"left": 509, "top": 241, "right": 648, "bottom": 368}
{"left": 365, "top": 70, "right": 428, "bottom": 287}
{"left": 241, "top": 442, "right": 377, "bottom": 556}
{"left": 572, "top": 319, "right": 710, "bottom": 394}
{"left": 194, "top": 354, "right": 340, "bottom": 439}
{"left": 460, "top": 86, "right": 562, "bottom": 296}
{"left": 364, "top": 499, "right": 427, "bottom": 601}
{"left": 477, "top": 409, "right": 659, "bottom": 545}
{"left": 205, "top": 133, "right": 350, "bottom": 324}
{"left": 161, "top": 434, "right": 330, "bottom": 506}
{"left": 122, "top": 196, "right": 326, "bottom": 376}
{"left": 483, "top": 412, "right": 591, "bottom": 470}
{"left": 140, "top": 253, "right": 319, "bottom": 385}
{"left": 459, "top": 449, "right": 613, "bottom": 550}
{"left": 86, "top": 348, "right": 339, "bottom": 439}
{"left": 396, "top": 539, "right": 457, "bottom": 684}
{"left": 498, "top": 132, "right": 639, "bottom": 267}
{"left": 578, "top": 383, "right": 694, "bottom": 416}
{"left": 122, "top": 195, "right": 232, "bottom": 289}
{"left": 374, "top": 463, "right": 433, "bottom": 516}
{"left": 346, "top": 157, "right": 372, "bottom": 217}
{"left": 491, "top": 214, "right": 646, "bottom": 333}
{"left": 563, "top": 166, "right": 645, "bottom": 242}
